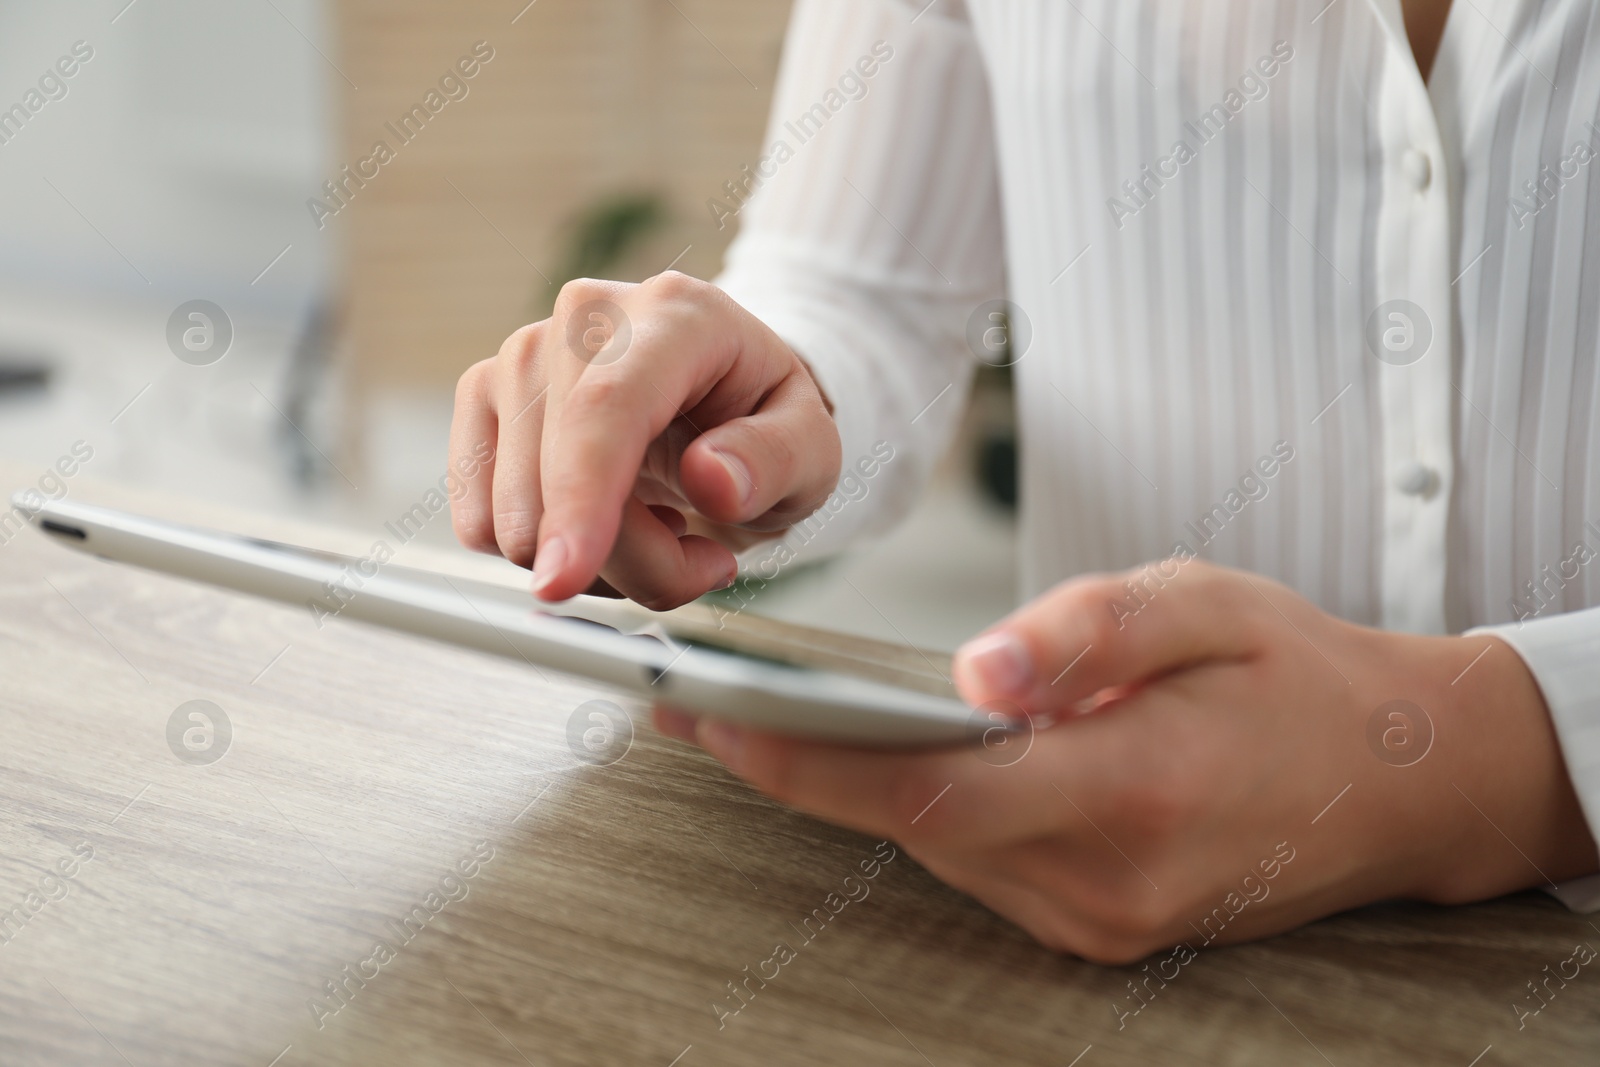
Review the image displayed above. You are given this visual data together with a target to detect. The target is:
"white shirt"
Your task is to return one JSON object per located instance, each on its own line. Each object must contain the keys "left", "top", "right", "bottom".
{"left": 713, "top": 0, "right": 1600, "bottom": 907}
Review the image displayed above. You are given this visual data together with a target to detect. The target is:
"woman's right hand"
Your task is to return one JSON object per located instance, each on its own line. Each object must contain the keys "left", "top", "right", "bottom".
{"left": 449, "top": 271, "right": 842, "bottom": 610}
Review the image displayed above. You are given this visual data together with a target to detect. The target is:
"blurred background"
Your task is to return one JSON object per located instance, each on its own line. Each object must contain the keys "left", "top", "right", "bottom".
{"left": 0, "top": 0, "right": 1017, "bottom": 652}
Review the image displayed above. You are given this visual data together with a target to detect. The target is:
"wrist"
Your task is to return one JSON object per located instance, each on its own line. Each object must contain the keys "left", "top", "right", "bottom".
{"left": 1410, "top": 635, "right": 1598, "bottom": 903}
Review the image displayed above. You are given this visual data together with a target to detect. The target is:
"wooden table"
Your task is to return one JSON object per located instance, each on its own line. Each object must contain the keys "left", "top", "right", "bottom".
{"left": 2, "top": 467, "right": 1597, "bottom": 1066}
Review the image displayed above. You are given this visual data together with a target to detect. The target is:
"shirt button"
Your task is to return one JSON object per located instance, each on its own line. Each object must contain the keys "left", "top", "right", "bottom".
{"left": 1395, "top": 461, "right": 1438, "bottom": 497}
{"left": 1401, "top": 149, "right": 1432, "bottom": 192}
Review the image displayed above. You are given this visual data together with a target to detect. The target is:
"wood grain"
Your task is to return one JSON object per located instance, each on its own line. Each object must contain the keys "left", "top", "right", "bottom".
{"left": 1, "top": 465, "right": 1597, "bottom": 1065}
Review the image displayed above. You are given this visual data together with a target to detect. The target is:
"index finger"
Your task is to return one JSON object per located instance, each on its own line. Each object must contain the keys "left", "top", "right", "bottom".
{"left": 673, "top": 708, "right": 1144, "bottom": 850}
{"left": 531, "top": 274, "right": 791, "bottom": 600}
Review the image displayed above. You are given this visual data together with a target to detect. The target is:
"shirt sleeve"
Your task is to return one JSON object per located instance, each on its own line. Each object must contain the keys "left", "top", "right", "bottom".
{"left": 1470, "top": 607, "right": 1600, "bottom": 911}
{"left": 711, "top": 0, "right": 1006, "bottom": 573}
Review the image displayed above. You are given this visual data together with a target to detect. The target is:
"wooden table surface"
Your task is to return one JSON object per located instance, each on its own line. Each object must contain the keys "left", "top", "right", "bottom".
{"left": 2, "top": 467, "right": 1597, "bottom": 1066}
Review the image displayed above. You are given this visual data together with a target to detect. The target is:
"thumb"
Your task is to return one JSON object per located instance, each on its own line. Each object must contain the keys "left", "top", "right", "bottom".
{"left": 677, "top": 365, "right": 840, "bottom": 530}
{"left": 953, "top": 558, "right": 1261, "bottom": 714}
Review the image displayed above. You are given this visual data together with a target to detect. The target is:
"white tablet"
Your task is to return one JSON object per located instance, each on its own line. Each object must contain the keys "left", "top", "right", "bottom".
{"left": 18, "top": 493, "right": 988, "bottom": 746}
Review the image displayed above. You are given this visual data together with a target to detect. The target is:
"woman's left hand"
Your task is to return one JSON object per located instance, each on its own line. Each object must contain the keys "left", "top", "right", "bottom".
{"left": 654, "top": 559, "right": 1599, "bottom": 962}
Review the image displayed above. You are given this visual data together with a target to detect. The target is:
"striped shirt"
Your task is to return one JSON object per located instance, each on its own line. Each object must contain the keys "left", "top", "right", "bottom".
{"left": 713, "top": 0, "right": 1600, "bottom": 904}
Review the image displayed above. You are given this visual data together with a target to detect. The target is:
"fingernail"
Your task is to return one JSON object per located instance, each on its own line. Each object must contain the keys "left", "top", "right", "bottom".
{"left": 957, "top": 631, "right": 1035, "bottom": 696}
{"left": 718, "top": 561, "right": 740, "bottom": 590}
{"left": 531, "top": 536, "right": 567, "bottom": 598}
{"left": 720, "top": 454, "right": 755, "bottom": 509}
{"left": 698, "top": 719, "right": 747, "bottom": 775}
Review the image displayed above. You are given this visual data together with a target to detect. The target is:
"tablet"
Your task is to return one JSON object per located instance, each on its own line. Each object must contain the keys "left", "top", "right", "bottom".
{"left": 17, "top": 493, "right": 987, "bottom": 746}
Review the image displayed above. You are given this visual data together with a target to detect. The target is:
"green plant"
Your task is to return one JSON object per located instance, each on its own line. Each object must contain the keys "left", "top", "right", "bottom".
{"left": 537, "top": 192, "right": 667, "bottom": 315}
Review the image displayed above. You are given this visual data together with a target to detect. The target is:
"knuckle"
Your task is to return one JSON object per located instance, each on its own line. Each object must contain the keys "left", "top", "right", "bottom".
{"left": 998, "top": 889, "right": 1128, "bottom": 961}
{"left": 643, "top": 273, "right": 721, "bottom": 337}
{"left": 1104, "top": 566, "right": 1165, "bottom": 619}
{"left": 1074, "top": 927, "right": 1160, "bottom": 966}
{"left": 641, "top": 269, "right": 703, "bottom": 302}
{"left": 451, "top": 506, "right": 497, "bottom": 554}
{"left": 554, "top": 277, "right": 613, "bottom": 314}
{"left": 553, "top": 282, "right": 627, "bottom": 358}
{"left": 1189, "top": 559, "right": 1261, "bottom": 618}
{"left": 1184, "top": 557, "right": 1238, "bottom": 596}
{"left": 1029, "top": 920, "right": 1081, "bottom": 958}
{"left": 1042, "top": 575, "right": 1124, "bottom": 653}
{"left": 1036, "top": 876, "right": 1168, "bottom": 963}
{"left": 563, "top": 374, "right": 630, "bottom": 419}
{"left": 1196, "top": 566, "right": 1282, "bottom": 640}
{"left": 491, "top": 508, "right": 540, "bottom": 568}
{"left": 1001, "top": 906, "right": 1079, "bottom": 957}
{"left": 495, "top": 322, "right": 545, "bottom": 367}
{"left": 1080, "top": 594, "right": 1124, "bottom": 648}
{"left": 1088, "top": 884, "right": 1174, "bottom": 953}
{"left": 455, "top": 358, "right": 494, "bottom": 405}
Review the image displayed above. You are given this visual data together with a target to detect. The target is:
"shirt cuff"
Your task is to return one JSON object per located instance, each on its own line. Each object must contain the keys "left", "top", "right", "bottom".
{"left": 1469, "top": 607, "right": 1600, "bottom": 911}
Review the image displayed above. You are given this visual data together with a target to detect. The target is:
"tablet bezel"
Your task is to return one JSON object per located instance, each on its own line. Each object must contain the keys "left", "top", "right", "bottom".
{"left": 17, "top": 493, "right": 981, "bottom": 746}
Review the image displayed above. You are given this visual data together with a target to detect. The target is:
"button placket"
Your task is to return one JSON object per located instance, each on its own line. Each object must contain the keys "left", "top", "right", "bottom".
{"left": 1370, "top": 47, "right": 1455, "bottom": 635}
